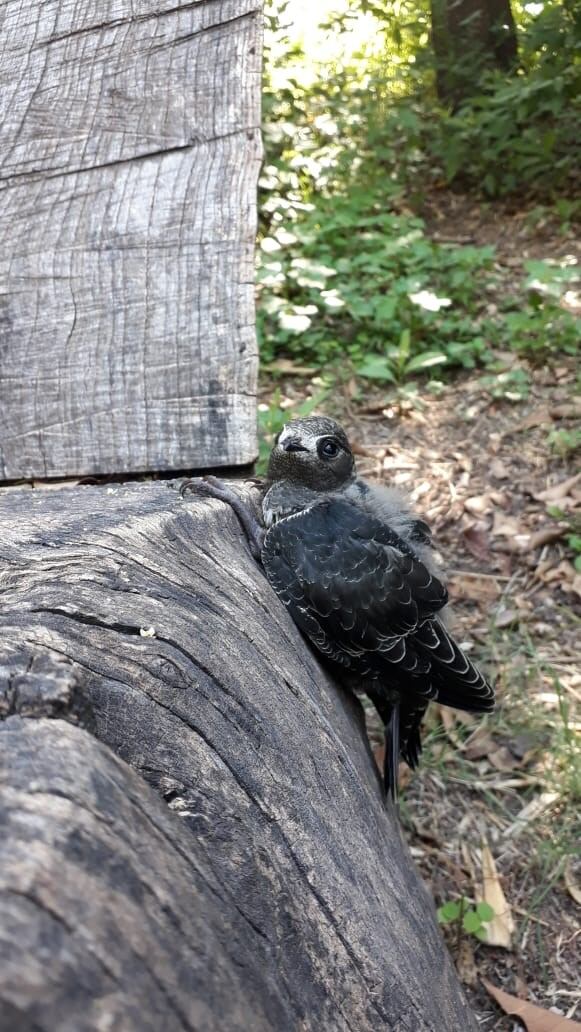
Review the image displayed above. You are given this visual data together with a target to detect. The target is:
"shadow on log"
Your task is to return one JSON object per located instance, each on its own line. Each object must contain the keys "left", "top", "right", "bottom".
{"left": 0, "top": 481, "right": 477, "bottom": 1031}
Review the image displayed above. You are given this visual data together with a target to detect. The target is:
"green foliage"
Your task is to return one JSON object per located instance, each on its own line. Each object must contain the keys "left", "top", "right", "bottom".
{"left": 552, "top": 677, "right": 581, "bottom": 802}
{"left": 354, "top": 0, "right": 581, "bottom": 197}
{"left": 426, "top": 66, "right": 580, "bottom": 197}
{"left": 545, "top": 506, "right": 581, "bottom": 573}
{"left": 258, "top": 180, "right": 501, "bottom": 374}
{"left": 478, "top": 367, "right": 531, "bottom": 402}
{"left": 548, "top": 428, "right": 581, "bottom": 460}
{"left": 259, "top": 0, "right": 581, "bottom": 377}
{"left": 437, "top": 897, "right": 495, "bottom": 941}
{"left": 569, "top": 534, "right": 581, "bottom": 573}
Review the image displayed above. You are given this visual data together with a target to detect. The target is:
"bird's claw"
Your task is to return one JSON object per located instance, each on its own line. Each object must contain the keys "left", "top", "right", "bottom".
{"left": 180, "top": 476, "right": 225, "bottom": 500}
{"left": 180, "top": 476, "right": 265, "bottom": 562}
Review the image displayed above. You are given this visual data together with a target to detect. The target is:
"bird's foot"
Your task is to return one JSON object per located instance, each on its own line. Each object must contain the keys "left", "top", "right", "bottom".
{"left": 180, "top": 476, "right": 265, "bottom": 561}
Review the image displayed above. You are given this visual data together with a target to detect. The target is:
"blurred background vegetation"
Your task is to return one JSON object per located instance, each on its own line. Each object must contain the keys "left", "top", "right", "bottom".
{"left": 257, "top": 0, "right": 579, "bottom": 397}
{"left": 256, "top": 10, "right": 581, "bottom": 1014}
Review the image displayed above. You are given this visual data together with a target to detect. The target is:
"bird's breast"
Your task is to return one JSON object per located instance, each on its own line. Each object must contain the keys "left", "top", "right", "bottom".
{"left": 262, "top": 482, "right": 317, "bottom": 528}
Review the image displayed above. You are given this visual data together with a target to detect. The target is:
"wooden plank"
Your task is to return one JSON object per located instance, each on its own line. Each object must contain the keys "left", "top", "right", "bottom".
{"left": 0, "top": 0, "right": 262, "bottom": 479}
{"left": 0, "top": 481, "right": 478, "bottom": 1031}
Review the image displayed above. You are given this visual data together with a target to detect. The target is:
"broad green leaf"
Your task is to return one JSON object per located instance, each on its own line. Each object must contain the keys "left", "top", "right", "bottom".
{"left": 373, "top": 295, "right": 398, "bottom": 322}
{"left": 476, "top": 902, "right": 495, "bottom": 923}
{"left": 399, "top": 328, "right": 411, "bottom": 360}
{"left": 437, "top": 900, "right": 461, "bottom": 924}
{"left": 462, "top": 911, "right": 482, "bottom": 934}
{"left": 356, "top": 356, "right": 396, "bottom": 382}
{"left": 405, "top": 351, "right": 448, "bottom": 372}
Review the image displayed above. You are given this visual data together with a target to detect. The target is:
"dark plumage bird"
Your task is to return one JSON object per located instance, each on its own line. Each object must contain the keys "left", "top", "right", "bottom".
{"left": 260, "top": 416, "right": 494, "bottom": 798}
{"left": 182, "top": 415, "right": 495, "bottom": 799}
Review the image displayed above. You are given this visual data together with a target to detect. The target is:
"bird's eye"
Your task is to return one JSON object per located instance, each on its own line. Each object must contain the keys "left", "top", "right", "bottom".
{"left": 319, "top": 439, "right": 340, "bottom": 459}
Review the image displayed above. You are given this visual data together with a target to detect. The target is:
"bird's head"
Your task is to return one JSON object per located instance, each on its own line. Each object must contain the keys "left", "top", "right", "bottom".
{"left": 266, "top": 416, "right": 355, "bottom": 490}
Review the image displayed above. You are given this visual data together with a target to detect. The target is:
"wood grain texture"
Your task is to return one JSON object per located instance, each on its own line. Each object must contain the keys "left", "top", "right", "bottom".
{"left": 0, "top": 0, "right": 262, "bottom": 480}
{"left": 0, "top": 481, "right": 478, "bottom": 1031}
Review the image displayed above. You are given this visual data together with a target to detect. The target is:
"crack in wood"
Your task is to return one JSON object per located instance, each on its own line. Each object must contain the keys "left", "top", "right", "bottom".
{"left": 28, "top": 1, "right": 261, "bottom": 52}
{"left": 0, "top": 127, "right": 261, "bottom": 187}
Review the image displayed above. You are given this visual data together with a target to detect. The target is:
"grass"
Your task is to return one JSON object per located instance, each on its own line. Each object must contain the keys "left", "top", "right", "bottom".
{"left": 409, "top": 614, "right": 580, "bottom": 908}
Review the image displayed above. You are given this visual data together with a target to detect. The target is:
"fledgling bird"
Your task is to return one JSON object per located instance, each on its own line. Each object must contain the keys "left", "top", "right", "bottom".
{"left": 182, "top": 415, "right": 495, "bottom": 799}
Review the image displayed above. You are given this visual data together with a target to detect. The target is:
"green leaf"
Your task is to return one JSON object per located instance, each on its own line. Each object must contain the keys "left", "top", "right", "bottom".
{"left": 398, "top": 328, "right": 411, "bottom": 360}
{"left": 297, "top": 390, "right": 328, "bottom": 417}
{"left": 476, "top": 901, "right": 495, "bottom": 923}
{"left": 356, "top": 356, "right": 396, "bottom": 382}
{"left": 437, "top": 900, "right": 461, "bottom": 924}
{"left": 405, "top": 351, "right": 448, "bottom": 373}
{"left": 373, "top": 295, "right": 399, "bottom": 322}
{"left": 462, "top": 910, "right": 482, "bottom": 934}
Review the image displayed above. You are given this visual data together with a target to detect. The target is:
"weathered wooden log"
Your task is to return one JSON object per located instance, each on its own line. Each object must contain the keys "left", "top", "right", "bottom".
{"left": 0, "top": 0, "right": 262, "bottom": 479}
{"left": 0, "top": 482, "right": 477, "bottom": 1031}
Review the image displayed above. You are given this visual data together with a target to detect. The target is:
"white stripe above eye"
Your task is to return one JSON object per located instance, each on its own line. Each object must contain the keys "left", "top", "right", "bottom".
{"left": 278, "top": 427, "right": 318, "bottom": 453}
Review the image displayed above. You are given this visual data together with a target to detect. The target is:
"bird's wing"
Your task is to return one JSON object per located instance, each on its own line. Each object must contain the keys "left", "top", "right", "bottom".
{"left": 414, "top": 618, "right": 494, "bottom": 711}
{"left": 262, "top": 498, "right": 447, "bottom": 693}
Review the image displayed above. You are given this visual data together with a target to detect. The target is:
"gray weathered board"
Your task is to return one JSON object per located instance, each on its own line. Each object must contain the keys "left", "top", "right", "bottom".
{"left": 0, "top": 0, "right": 262, "bottom": 480}
{"left": 0, "top": 481, "right": 478, "bottom": 1031}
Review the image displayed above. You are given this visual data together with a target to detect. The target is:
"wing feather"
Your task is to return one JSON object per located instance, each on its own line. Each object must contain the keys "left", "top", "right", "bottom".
{"left": 262, "top": 497, "right": 494, "bottom": 715}
{"left": 262, "top": 499, "right": 447, "bottom": 692}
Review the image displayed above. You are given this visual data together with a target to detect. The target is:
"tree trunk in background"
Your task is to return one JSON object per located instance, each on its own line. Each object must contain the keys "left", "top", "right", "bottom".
{"left": 431, "top": 0, "right": 518, "bottom": 106}
{"left": 0, "top": 480, "right": 478, "bottom": 1032}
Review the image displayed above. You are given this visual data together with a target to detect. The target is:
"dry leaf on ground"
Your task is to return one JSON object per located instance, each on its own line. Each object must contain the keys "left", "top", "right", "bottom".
{"left": 513, "top": 406, "right": 553, "bottom": 433}
{"left": 462, "top": 524, "right": 491, "bottom": 560}
{"left": 351, "top": 441, "right": 387, "bottom": 458}
{"left": 564, "top": 858, "right": 581, "bottom": 907}
{"left": 492, "top": 511, "right": 522, "bottom": 537}
{"left": 456, "top": 939, "right": 478, "bottom": 987}
{"left": 477, "top": 843, "right": 515, "bottom": 949}
{"left": 540, "top": 560, "right": 580, "bottom": 597}
{"left": 488, "top": 745, "right": 520, "bottom": 772}
{"left": 482, "top": 979, "right": 581, "bottom": 1032}
{"left": 464, "top": 727, "right": 496, "bottom": 761}
{"left": 504, "top": 792, "right": 559, "bottom": 839}
{"left": 551, "top": 401, "right": 581, "bottom": 419}
{"left": 449, "top": 573, "right": 501, "bottom": 602}
{"left": 464, "top": 494, "right": 493, "bottom": 515}
{"left": 262, "top": 358, "right": 317, "bottom": 375}
{"left": 534, "top": 472, "right": 581, "bottom": 503}
{"left": 494, "top": 607, "right": 520, "bottom": 628}
{"left": 490, "top": 458, "right": 510, "bottom": 480}
{"left": 527, "top": 526, "right": 567, "bottom": 550}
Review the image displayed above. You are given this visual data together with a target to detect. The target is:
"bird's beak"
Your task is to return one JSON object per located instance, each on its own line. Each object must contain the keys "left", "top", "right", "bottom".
{"left": 280, "top": 438, "right": 308, "bottom": 453}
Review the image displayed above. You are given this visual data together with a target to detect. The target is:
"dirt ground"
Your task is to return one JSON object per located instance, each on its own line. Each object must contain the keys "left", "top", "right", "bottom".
{"left": 259, "top": 199, "right": 580, "bottom": 1029}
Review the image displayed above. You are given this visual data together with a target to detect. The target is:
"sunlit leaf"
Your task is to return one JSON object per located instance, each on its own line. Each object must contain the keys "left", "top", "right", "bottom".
{"left": 408, "top": 290, "right": 452, "bottom": 312}
{"left": 261, "top": 237, "right": 282, "bottom": 253}
{"left": 405, "top": 351, "right": 448, "bottom": 372}
{"left": 278, "top": 312, "right": 312, "bottom": 333}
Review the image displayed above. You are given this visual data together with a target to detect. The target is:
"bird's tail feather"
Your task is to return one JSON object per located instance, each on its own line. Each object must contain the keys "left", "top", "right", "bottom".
{"left": 417, "top": 619, "right": 495, "bottom": 713}
{"left": 383, "top": 700, "right": 400, "bottom": 803}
